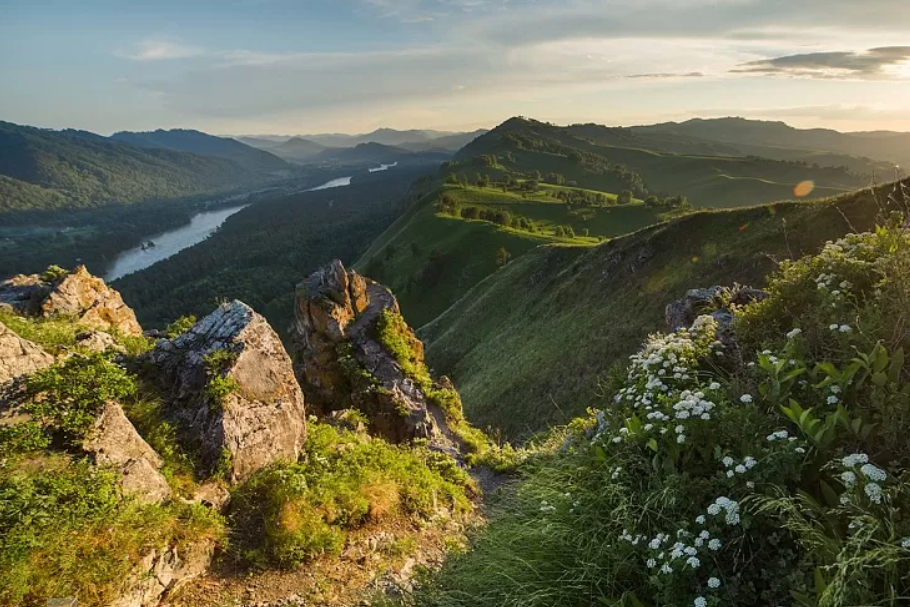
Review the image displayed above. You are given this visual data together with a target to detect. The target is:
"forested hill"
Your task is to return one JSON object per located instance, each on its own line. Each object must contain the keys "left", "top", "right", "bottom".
{"left": 115, "top": 167, "right": 433, "bottom": 335}
{"left": 0, "top": 121, "right": 269, "bottom": 214}
{"left": 111, "top": 128, "right": 290, "bottom": 174}
{"left": 451, "top": 117, "right": 869, "bottom": 209}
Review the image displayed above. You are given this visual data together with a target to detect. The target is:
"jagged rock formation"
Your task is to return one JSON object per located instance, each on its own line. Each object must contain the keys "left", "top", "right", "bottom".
{"left": 0, "top": 321, "right": 54, "bottom": 387}
{"left": 666, "top": 285, "right": 767, "bottom": 345}
{"left": 150, "top": 300, "right": 306, "bottom": 483}
{"left": 293, "top": 260, "right": 462, "bottom": 457}
{"left": 0, "top": 266, "right": 142, "bottom": 336}
{"left": 83, "top": 401, "right": 172, "bottom": 504}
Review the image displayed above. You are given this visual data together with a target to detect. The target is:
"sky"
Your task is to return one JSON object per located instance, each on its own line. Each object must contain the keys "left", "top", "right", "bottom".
{"left": 1, "top": 0, "right": 909, "bottom": 136}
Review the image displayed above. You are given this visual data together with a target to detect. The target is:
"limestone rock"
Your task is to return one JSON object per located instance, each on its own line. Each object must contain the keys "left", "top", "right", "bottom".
{"left": 108, "top": 541, "right": 214, "bottom": 607}
{"left": 0, "top": 266, "right": 142, "bottom": 336}
{"left": 0, "top": 321, "right": 54, "bottom": 386}
{"left": 75, "top": 329, "right": 126, "bottom": 353}
{"left": 665, "top": 285, "right": 767, "bottom": 346}
{"left": 83, "top": 402, "right": 171, "bottom": 504}
{"left": 292, "top": 260, "right": 463, "bottom": 458}
{"left": 150, "top": 301, "right": 306, "bottom": 483}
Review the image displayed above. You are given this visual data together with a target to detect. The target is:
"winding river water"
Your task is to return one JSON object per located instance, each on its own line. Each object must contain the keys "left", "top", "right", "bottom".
{"left": 105, "top": 174, "right": 358, "bottom": 281}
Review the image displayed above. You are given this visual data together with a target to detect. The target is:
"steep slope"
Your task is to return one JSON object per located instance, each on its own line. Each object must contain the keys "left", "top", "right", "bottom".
{"left": 0, "top": 121, "right": 260, "bottom": 214}
{"left": 635, "top": 117, "right": 910, "bottom": 168}
{"left": 420, "top": 179, "right": 909, "bottom": 439}
{"left": 111, "top": 128, "right": 290, "bottom": 174}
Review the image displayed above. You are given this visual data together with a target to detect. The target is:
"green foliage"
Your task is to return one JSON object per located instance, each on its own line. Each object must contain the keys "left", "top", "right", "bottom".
{"left": 376, "top": 310, "right": 431, "bottom": 388}
{"left": 39, "top": 264, "right": 69, "bottom": 282}
{"left": 229, "top": 422, "right": 473, "bottom": 569}
{"left": 0, "top": 422, "right": 51, "bottom": 458}
{"left": 165, "top": 314, "right": 197, "bottom": 338}
{"left": 0, "top": 309, "right": 79, "bottom": 354}
{"left": 25, "top": 352, "right": 138, "bottom": 441}
{"left": 123, "top": 398, "right": 197, "bottom": 493}
{"left": 0, "top": 455, "right": 226, "bottom": 607}
{"left": 203, "top": 349, "right": 240, "bottom": 411}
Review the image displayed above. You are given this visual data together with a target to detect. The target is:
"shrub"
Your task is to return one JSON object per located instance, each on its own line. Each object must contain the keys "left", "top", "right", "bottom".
{"left": 0, "top": 456, "right": 225, "bottom": 607}
{"left": 164, "top": 314, "right": 197, "bottom": 338}
{"left": 39, "top": 264, "right": 69, "bottom": 282}
{"left": 376, "top": 310, "right": 431, "bottom": 387}
{"left": 25, "top": 352, "right": 138, "bottom": 441}
{"left": 229, "top": 422, "right": 472, "bottom": 569}
{"left": 202, "top": 349, "right": 239, "bottom": 411}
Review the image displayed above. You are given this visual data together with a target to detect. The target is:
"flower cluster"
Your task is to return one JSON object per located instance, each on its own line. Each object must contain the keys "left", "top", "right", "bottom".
{"left": 603, "top": 316, "right": 721, "bottom": 447}
{"left": 839, "top": 453, "right": 888, "bottom": 505}
{"left": 722, "top": 455, "right": 758, "bottom": 479}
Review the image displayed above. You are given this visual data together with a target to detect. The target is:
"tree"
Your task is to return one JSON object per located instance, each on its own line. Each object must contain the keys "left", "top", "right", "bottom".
{"left": 477, "top": 174, "right": 491, "bottom": 188}
{"left": 496, "top": 247, "right": 512, "bottom": 267}
{"left": 446, "top": 173, "right": 459, "bottom": 185}
{"left": 644, "top": 195, "right": 661, "bottom": 208}
{"left": 618, "top": 190, "right": 634, "bottom": 205}
{"left": 544, "top": 173, "right": 565, "bottom": 186}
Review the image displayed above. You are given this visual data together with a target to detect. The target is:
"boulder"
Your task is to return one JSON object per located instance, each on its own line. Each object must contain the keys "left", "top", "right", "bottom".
{"left": 665, "top": 285, "right": 767, "bottom": 346}
{"left": 292, "top": 260, "right": 462, "bottom": 457}
{"left": 150, "top": 301, "right": 306, "bottom": 483}
{"left": 108, "top": 541, "right": 214, "bottom": 607}
{"left": 83, "top": 401, "right": 171, "bottom": 504}
{"left": 0, "top": 321, "right": 54, "bottom": 387}
{"left": 0, "top": 266, "right": 142, "bottom": 336}
{"left": 75, "top": 329, "right": 126, "bottom": 353}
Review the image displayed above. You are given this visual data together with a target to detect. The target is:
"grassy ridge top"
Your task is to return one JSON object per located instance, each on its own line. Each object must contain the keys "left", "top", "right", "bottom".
{"left": 420, "top": 180, "right": 908, "bottom": 440}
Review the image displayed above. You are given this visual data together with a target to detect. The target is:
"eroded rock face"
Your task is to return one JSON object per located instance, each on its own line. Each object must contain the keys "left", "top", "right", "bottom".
{"left": 666, "top": 285, "right": 767, "bottom": 346}
{"left": 0, "top": 321, "right": 54, "bottom": 387}
{"left": 151, "top": 301, "right": 306, "bottom": 483}
{"left": 109, "top": 541, "right": 214, "bottom": 607}
{"left": 75, "top": 329, "right": 125, "bottom": 353}
{"left": 83, "top": 402, "right": 171, "bottom": 504}
{"left": 293, "top": 260, "right": 461, "bottom": 457}
{"left": 0, "top": 266, "right": 142, "bottom": 336}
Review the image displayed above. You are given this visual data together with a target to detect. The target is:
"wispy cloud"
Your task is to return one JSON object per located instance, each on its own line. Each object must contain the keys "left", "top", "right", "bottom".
{"left": 122, "top": 37, "right": 206, "bottom": 61}
{"left": 734, "top": 46, "right": 910, "bottom": 79}
{"left": 628, "top": 72, "right": 705, "bottom": 79}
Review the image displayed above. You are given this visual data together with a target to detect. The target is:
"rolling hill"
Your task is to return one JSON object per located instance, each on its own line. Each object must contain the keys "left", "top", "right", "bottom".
{"left": 110, "top": 128, "right": 290, "bottom": 174}
{"left": 633, "top": 117, "right": 910, "bottom": 169}
{"left": 0, "top": 121, "right": 264, "bottom": 214}
{"left": 268, "top": 136, "right": 331, "bottom": 162}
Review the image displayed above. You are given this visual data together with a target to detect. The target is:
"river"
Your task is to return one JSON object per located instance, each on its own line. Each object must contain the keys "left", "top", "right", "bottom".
{"left": 105, "top": 174, "right": 357, "bottom": 281}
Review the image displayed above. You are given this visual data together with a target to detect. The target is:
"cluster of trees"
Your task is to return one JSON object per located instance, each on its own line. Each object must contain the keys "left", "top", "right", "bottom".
{"left": 643, "top": 194, "right": 692, "bottom": 210}
{"left": 553, "top": 188, "right": 612, "bottom": 207}
{"left": 554, "top": 225, "right": 577, "bottom": 238}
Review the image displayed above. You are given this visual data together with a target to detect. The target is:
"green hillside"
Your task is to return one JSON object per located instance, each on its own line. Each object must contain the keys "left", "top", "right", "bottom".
{"left": 0, "top": 121, "right": 266, "bottom": 214}
{"left": 420, "top": 179, "right": 909, "bottom": 440}
{"left": 452, "top": 117, "right": 868, "bottom": 209}
{"left": 110, "top": 129, "right": 290, "bottom": 174}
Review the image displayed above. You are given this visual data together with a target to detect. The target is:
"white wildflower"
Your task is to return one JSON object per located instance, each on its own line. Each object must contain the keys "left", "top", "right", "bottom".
{"left": 740, "top": 394, "right": 754, "bottom": 404}
{"left": 708, "top": 576, "right": 721, "bottom": 589}
{"left": 786, "top": 328, "right": 802, "bottom": 339}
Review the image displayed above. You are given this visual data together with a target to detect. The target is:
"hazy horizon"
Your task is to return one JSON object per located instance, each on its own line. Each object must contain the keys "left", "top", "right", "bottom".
{"left": 2, "top": 0, "right": 910, "bottom": 135}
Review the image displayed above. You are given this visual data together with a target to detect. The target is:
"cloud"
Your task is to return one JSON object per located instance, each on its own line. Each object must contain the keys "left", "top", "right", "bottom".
{"left": 627, "top": 72, "right": 705, "bottom": 79}
{"left": 123, "top": 38, "right": 206, "bottom": 61}
{"left": 734, "top": 46, "right": 910, "bottom": 79}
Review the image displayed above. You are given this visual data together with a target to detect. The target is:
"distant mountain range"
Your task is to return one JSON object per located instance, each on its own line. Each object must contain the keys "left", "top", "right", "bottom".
{"left": 111, "top": 129, "right": 290, "bottom": 174}
{"left": 236, "top": 128, "right": 489, "bottom": 157}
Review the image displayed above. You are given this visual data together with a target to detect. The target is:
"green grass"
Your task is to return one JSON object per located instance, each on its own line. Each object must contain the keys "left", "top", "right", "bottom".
{"left": 420, "top": 181, "right": 908, "bottom": 440}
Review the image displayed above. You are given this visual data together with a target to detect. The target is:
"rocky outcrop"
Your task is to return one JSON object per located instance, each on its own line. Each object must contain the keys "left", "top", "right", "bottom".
{"left": 109, "top": 542, "right": 214, "bottom": 607}
{"left": 75, "top": 329, "right": 126, "bottom": 353}
{"left": 150, "top": 301, "right": 306, "bottom": 483}
{"left": 83, "top": 402, "right": 171, "bottom": 504}
{"left": 293, "top": 260, "right": 463, "bottom": 457}
{"left": 666, "top": 285, "right": 767, "bottom": 345}
{"left": 0, "top": 321, "right": 54, "bottom": 387}
{"left": 0, "top": 266, "right": 142, "bottom": 336}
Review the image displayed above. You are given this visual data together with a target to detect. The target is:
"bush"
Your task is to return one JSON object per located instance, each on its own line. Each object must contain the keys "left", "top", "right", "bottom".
{"left": 164, "top": 314, "right": 197, "bottom": 338}
{"left": 376, "top": 310, "right": 431, "bottom": 387}
{"left": 229, "top": 422, "right": 473, "bottom": 569}
{"left": 25, "top": 352, "right": 138, "bottom": 441}
{"left": 39, "top": 264, "right": 69, "bottom": 282}
{"left": 202, "top": 349, "right": 239, "bottom": 411}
